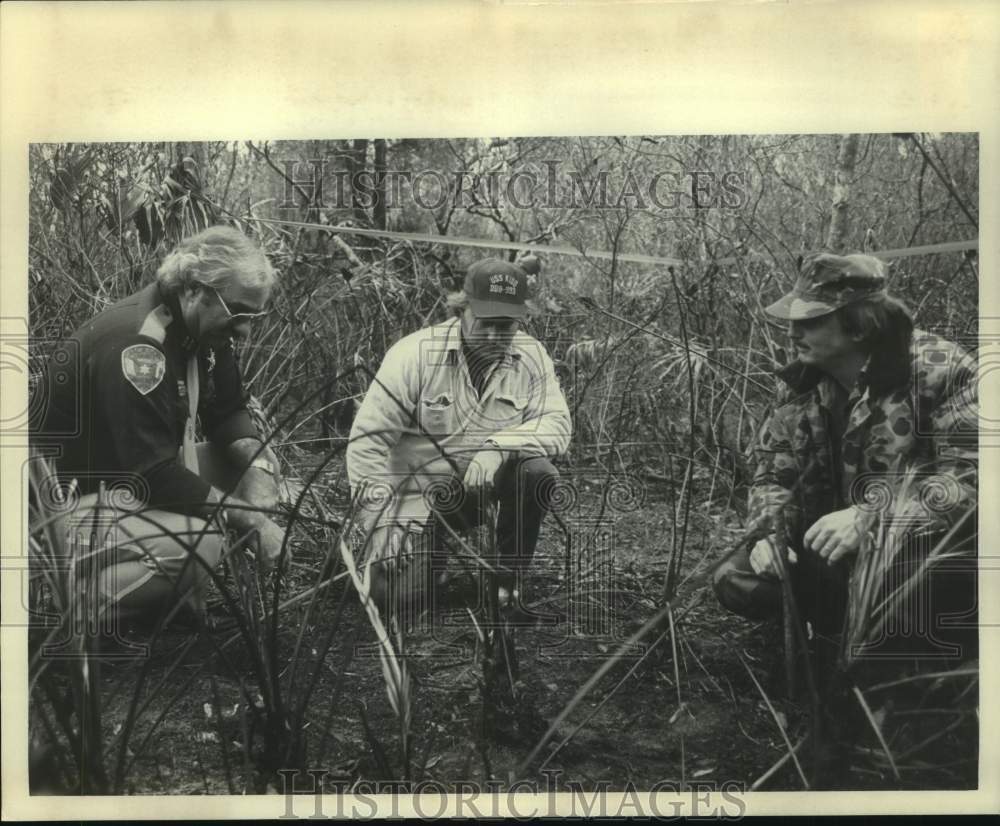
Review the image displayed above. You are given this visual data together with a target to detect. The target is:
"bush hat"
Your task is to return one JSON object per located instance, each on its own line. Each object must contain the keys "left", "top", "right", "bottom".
{"left": 765, "top": 252, "right": 887, "bottom": 321}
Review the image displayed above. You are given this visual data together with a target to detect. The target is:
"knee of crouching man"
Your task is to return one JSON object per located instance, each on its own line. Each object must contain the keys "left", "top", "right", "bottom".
{"left": 711, "top": 554, "right": 782, "bottom": 621}
{"left": 512, "top": 455, "right": 560, "bottom": 503}
{"left": 711, "top": 558, "right": 737, "bottom": 606}
{"left": 518, "top": 454, "right": 558, "bottom": 481}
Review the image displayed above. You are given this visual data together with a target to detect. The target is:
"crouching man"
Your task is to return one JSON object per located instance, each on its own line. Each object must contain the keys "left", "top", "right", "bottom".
{"left": 713, "top": 252, "right": 978, "bottom": 666}
{"left": 346, "top": 256, "right": 572, "bottom": 620}
{"left": 35, "top": 226, "right": 288, "bottom": 630}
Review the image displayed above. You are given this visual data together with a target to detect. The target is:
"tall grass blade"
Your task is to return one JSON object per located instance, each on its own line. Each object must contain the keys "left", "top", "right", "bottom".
{"left": 737, "top": 652, "right": 809, "bottom": 790}
{"left": 851, "top": 685, "right": 900, "bottom": 780}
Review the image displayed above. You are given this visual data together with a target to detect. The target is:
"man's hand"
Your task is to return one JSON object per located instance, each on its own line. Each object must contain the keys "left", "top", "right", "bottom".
{"left": 804, "top": 506, "right": 863, "bottom": 564}
{"left": 749, "top": 536, "right": 797, "bottom": 578}
{"left": 208, "top": 488, "right": 288, "bottom": 569}
{"left": 463, "top": 444, "right": 504, "bottom": 490}
{"left": 251, "top": 516, "right": 290, "bottom": 571}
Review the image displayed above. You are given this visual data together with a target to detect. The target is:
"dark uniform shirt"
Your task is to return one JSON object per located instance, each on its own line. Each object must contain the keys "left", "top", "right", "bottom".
{"left": 35, "top": 282, "right": 258, "bottom": 516}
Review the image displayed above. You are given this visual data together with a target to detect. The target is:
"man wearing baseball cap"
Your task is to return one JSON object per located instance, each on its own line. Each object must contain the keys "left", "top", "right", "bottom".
{"left": 347, "top": 255, "right": 571, "bottom": 622}
{"left": 713, "top": 251, "right": 978, "bottom": 666}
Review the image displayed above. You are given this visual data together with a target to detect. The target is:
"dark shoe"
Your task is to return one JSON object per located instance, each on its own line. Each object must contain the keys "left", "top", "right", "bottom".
{"left": 499, "top": 588, "right": 563, "bottom": 629}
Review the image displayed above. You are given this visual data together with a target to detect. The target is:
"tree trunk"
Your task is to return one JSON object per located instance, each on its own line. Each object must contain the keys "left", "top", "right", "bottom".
{"left": 345, "top": 139, "right": 370, "bottom": 225}
{"left": 825, "top": 134, "right": 860, "bottom": 252}
{"left": 373, "top": 139, "right": 388, "bottom": 230}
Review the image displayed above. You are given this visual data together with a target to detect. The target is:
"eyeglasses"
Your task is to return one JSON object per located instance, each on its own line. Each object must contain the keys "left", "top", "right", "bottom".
{"left": 208, "top": 285, "right": 269, "bottom": 321}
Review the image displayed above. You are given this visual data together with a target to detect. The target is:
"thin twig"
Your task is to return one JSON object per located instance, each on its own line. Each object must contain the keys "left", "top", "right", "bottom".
{"left": 738, "top": 652, "right": 809, "bottom": 790}
{"left": 852, "top": 686, "right": 901, "bottom": 781}
{"left": 750, "top": 734, "right": 811, "bottom": 790}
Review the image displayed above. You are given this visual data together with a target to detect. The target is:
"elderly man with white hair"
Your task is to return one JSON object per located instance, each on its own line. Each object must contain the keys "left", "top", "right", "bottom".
{"left": 37, "top": 225, "right": 288, "bottom": 628}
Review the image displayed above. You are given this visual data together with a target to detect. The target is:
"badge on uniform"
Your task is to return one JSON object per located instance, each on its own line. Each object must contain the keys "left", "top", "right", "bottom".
{"left": 121, "top": 343, "right": 166, "bottom": 395}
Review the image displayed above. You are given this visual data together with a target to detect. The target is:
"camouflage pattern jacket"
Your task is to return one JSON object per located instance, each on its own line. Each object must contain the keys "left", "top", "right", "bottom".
{"left": 747, "top": 330, "right": 978, "bottom": 546}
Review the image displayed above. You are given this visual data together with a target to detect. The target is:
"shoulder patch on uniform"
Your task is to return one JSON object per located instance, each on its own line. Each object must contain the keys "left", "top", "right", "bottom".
{"left": 121, "top": 344, "right": 166, "bottom": 395}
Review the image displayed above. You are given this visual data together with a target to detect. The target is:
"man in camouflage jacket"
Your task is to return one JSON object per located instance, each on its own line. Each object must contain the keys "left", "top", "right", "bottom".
{"left": 713, "top": 252, "right": 977, "bottom": 656}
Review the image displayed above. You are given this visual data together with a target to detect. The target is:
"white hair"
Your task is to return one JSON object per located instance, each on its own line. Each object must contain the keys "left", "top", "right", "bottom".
{"left": 156, "top": 225, "right": 276, "bottom": 295}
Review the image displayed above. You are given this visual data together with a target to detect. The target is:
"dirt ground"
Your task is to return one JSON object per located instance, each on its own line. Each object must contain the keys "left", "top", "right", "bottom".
{"left": 39, "top": 463, "right": 977, "bottom": 797}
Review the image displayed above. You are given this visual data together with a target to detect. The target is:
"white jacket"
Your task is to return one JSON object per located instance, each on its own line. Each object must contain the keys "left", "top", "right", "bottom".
{"left": 347, "top": 318, "right": 571, "bottom": 527}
